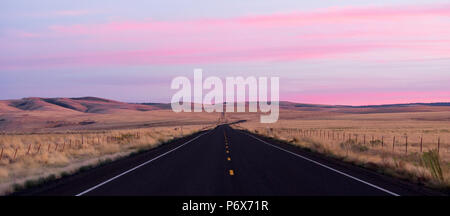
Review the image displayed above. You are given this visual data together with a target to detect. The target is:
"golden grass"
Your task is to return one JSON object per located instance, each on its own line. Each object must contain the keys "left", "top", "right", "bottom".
{"left": 232, "top": 112, "right": 450, "bottom": 190}
{"left": 0, "top": 124, "right": 213, "bottom": 194}
{"left": 0, "top": 109, "right": 219, "bottom": 133}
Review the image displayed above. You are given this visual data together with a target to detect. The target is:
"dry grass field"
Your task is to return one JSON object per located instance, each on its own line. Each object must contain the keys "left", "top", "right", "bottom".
{"left": 0, "top": 125, "right": 213, "bottom": 194}
{"left": 231, "top": 109, "right": 450, "bottom": 189}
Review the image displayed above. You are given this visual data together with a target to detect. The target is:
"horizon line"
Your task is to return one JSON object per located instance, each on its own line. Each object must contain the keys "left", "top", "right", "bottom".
{"left": 2, "top": 96, "right": 449, "bottom": 108}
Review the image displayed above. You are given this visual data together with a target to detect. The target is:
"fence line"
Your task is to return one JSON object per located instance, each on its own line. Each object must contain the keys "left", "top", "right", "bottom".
{"left": 262, "top": 128, "right": 447, "bottom": 157}
{"left": 0, "top": 129, "right": 200, "bottom": 161}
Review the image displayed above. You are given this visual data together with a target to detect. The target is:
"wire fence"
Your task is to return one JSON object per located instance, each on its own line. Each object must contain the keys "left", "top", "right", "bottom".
{"left": 0, "top": 132, "right": 142, "bottom": 161}
{"left": 0, "top": 125, "right": 214, "bottom": 162}
{"left": 260, "top": 127, "right": 449, "bottom": 158}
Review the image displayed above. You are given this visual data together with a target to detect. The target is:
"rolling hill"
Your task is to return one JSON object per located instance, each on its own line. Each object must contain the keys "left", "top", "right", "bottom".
{"left": 0, "top": 97, "right": 449, "bottom": 133}
{"left": 0, "top": 97, "right": 165, "bottom": 114}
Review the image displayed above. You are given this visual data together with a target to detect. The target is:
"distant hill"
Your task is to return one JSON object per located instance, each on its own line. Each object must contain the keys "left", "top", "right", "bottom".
{"left": 282, "top": 101, "right": 450, "bottom": 113}
{"left": 0, "top": 96, "right": 448, "bottom": 133}
{"left": 0, "top": 97, "right": 166, "bottom": 114}
{"left": 0, "top": 97, "right": 449, "bottom": 114}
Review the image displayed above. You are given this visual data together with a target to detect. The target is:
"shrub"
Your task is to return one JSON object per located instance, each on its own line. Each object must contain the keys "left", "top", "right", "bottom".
{"left": 421, "top": 150, "right": 444, "bottom": 182}
{"left": 351, "top": 144, "right": 369, "bottom": 152}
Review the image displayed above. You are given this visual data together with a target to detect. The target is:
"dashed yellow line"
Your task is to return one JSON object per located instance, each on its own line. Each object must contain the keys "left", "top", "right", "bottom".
{"left": 224, "top": 132, "right": 228, "bottom": 144}
{"left": 227, "top": 157, "right": 231, "bottom": 161}
{"left": 229, "top": 169, "right": 234, "bottom": 176}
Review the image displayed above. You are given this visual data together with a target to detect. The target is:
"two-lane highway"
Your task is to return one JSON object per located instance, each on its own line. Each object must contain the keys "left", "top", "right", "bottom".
{"left": 18, "top": 125, "right": 438, "bottom": 196}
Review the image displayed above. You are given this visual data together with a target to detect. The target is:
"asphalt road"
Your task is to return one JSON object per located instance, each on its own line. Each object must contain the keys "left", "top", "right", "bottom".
{"left": 18, "top": 125, "right": 441, "bottom": 196}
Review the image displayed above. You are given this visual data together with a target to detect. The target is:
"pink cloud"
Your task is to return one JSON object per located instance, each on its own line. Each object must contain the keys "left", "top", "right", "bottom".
{"left": 238, "top": 4, "right": 450, "bottom": 25}
{"left": 0, "top": 43, "right": 384, "bottom": 70}
{"left": 46, "top": 4, "right": 450, "bottom": 35}
{"left": 2, "top": 3, "right": 450, "bottom": 69}
{"left": 14, "top": 31, "right": 42, "bottom": 39}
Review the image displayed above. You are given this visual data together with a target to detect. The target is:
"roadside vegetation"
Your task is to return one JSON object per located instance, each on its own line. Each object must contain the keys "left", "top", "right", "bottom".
{"left": 232, "top": 119, "right": 450, "bottom": 191}
{"left": 0, "top": 125, "right": 212, "bottom": 194}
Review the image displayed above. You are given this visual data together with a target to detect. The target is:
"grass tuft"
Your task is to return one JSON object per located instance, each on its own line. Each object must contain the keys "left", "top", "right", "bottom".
{"left": 421, "top": 150, "right": 444, "bottom": 182}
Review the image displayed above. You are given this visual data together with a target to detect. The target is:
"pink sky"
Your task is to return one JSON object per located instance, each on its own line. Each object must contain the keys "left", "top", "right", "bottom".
{"left": 283, "top": 91, "right": 450, "bottom": 106}
{"left": 1, "top": 2, "right": 449, "bottom": 104}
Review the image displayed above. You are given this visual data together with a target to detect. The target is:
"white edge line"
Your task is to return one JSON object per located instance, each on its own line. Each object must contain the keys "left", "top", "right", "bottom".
{"left": 240, "top": 131, "right": 400, "bottom": 196}
{"left": 75, "top": 130, "right": 211, "bottom": 196}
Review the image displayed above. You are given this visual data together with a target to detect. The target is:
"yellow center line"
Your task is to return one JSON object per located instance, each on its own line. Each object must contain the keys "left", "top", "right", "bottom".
{"left": 229, "top": 170, "right": 234, "bottom": 176}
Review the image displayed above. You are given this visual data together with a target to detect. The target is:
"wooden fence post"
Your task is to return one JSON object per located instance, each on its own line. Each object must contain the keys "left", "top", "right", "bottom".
{"left": 48, "top": 143, "right": 51, "bottom": 152}
{"left": 27, "top": 144, "right": 32, "bottom": 154}
{"left": 364, "top": 134, "right": 366, "bottom": 145}
{"left": 393, "top": 136, "right": 396, "bottom": 152}
{"left": 13, "top": 148, "right": 18, "bottom": 160}
{"left": 405, "top": 136, "right": 408, "bottom": 154}
{"left": 420, "top": 136, "right": 423, "bottom": 152}
{"left": 381, "top": 136, "right": 384, "bottom": 148}
{"left": 37, "top": 144, "right": 41, "bottom": 154}
{"left": 0, "top": 147, "right": 3, "bottom": 160}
